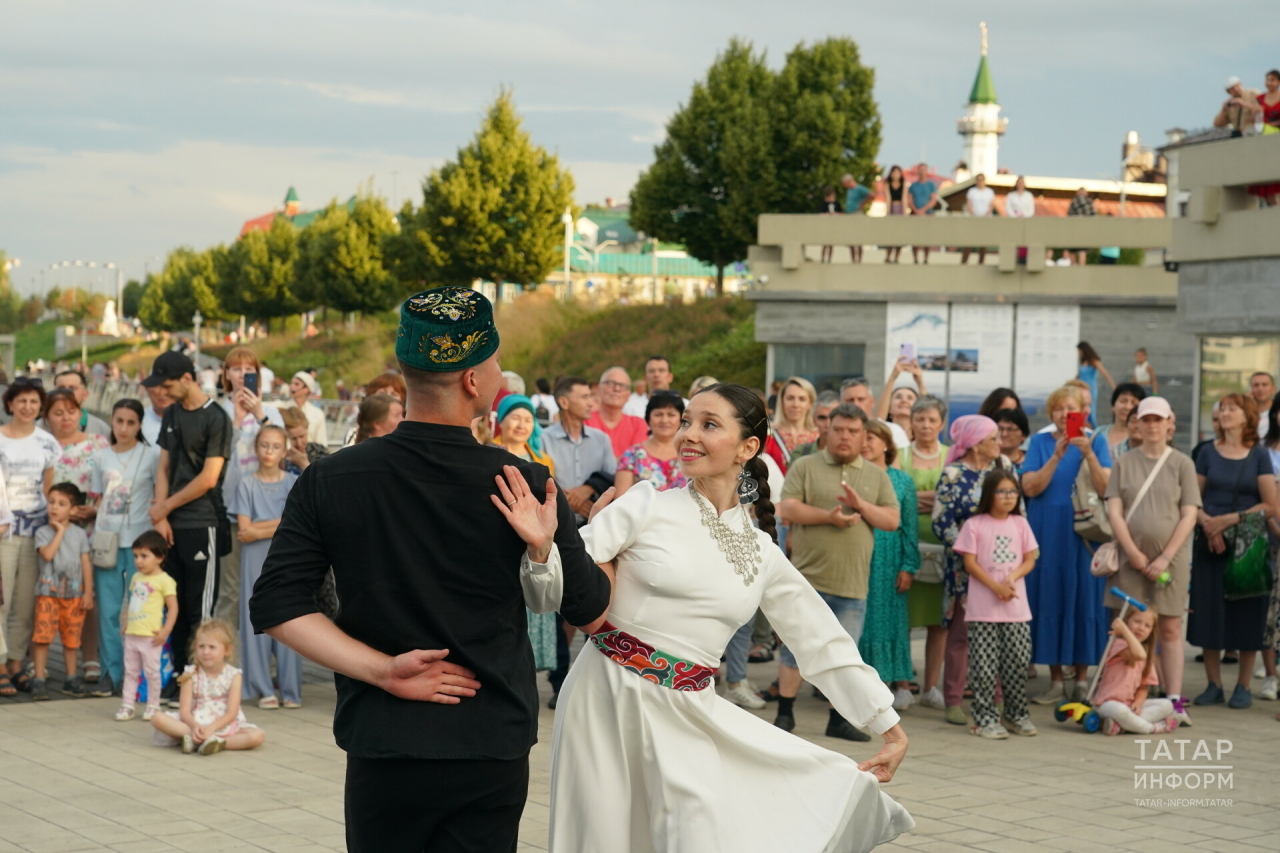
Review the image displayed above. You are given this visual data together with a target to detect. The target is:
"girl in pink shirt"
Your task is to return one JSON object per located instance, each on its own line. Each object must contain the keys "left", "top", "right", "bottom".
{"left": 1095, "top": 608, "right": 1178, "bottom": 735}
{"left": 954, "top": 470, "right": 1039, "bottom": 739}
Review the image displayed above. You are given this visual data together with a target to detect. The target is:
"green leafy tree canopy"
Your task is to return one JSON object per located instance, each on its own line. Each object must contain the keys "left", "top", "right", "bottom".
{"left": 138, "top": 246, "right": 230, "bottom": 332}
{"left": 631, "top": 37, "right": 880, "bottom": 292}
{"left": 392, "top": 90, "right": 577, "bottom": 292}
{"left": 221, "top": 216, "right": 303, "bottom": 322}
{"left": 296, "top": 195, "right": 402, "bottom": 315}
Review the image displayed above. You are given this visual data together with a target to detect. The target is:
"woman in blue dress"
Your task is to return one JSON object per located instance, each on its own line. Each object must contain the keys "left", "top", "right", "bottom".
{"left": 1021, "top": 385, "right": 1112, "bottom": 706}
{"left": 1077, "top": 341, "right": 1116, "bottom": 428}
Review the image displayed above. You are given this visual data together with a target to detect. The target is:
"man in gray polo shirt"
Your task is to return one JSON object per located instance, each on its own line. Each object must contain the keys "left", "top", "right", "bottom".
{"left": 538, "top": 375, "right": 617, "bottom": 706}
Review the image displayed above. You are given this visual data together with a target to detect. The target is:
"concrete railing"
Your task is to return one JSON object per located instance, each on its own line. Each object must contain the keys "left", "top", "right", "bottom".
{"left": 80, "top": 378, "right": 358, "bottom": 449}
{"left": 1170, "top": 134, "right": 1280, "bottom": 264}
{"left": 749, "top": 213, "right": 1175, "bottom": 300}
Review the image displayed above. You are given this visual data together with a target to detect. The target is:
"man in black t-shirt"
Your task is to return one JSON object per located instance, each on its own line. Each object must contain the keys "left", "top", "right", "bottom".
{"left": 144, "top": 351, "right": 232, "bottom": 689}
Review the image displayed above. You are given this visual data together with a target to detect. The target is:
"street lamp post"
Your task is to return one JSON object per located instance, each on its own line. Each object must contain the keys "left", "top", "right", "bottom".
{"left": 192, "top": 310, "right": 203, "bottom": 365}
{"left": 561, "top": 208, "right": 574, "bottom": 298}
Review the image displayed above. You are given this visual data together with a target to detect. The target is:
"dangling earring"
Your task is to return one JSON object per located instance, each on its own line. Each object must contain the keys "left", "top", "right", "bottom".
{"left": 736, "top": 464, "right": 760, "bottom": 505}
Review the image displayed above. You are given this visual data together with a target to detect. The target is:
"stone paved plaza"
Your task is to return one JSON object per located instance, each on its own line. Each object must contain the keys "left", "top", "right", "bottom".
{"left": 1, "top": 641, "right": 1277, "bottom": 852}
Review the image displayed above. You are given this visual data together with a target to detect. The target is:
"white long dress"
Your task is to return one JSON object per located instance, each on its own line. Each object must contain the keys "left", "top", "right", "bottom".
{"left": 545, "top": 482, "right": 914, "bottom": 852}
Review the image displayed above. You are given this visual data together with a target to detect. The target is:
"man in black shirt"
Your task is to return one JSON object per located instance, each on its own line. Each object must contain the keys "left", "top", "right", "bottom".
{"left": 251, "top": 287, "right": 611, "bottom": 853}
{"left": 145, "top": 351, "right": 232, "bottom": 686}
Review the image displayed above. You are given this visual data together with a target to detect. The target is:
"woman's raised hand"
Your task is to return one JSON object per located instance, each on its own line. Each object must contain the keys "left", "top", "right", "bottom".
{"left": 492, "top": 465, "right": 559, "bottom": 562}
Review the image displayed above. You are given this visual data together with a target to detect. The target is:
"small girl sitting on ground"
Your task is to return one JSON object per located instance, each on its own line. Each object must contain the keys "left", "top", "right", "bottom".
{"left": 954, "top": 470, "right": 1039, "bottom": 739}
{"left": 1095, "top": 607, "right": 1179, "bottom": 735}
{"left": 151, "top": 618, "right": 265, "bottom": 755}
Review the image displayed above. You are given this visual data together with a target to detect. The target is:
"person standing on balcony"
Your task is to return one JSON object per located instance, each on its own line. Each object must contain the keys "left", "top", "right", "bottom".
{"left": 1245, "top": 70, "right": 1280, "bottom": 205}
{"left": 1215, "top": 76, "right": 1262, "bottom": 137}
{"left": 1067, "top": 187, "right": 1097, "bottom": 266}
{"left": 907, "top": 164, "right": 939, "bottom": 264}
{"left": 818, "top": 186, "right": 840, "bottom": 263}
{"left": 843, "top": 174, "right": 872, "bottom": 263}
{"left": 883, "top": 165, "right": 906, "bottom": 264}
{"left": 1004, "top": 175, "right": 1036, "bottom": 265}
{"left": 962, "top": 174, "right": 996, "bottom": 265}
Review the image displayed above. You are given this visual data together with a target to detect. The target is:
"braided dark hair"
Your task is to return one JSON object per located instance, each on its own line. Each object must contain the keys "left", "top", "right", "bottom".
{"left": 693, "top": 383, "right": 778, "bottom": 544}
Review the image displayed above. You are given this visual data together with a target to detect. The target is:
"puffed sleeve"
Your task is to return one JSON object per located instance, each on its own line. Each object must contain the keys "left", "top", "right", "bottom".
{"left": 578, "top": 479, "right": 658, "bottom": 565}
{"left": 759, "top": 545, "right": 900, "bottom": 735}
{"left": 520, "top": 546, "right": 564, "bottom": 614}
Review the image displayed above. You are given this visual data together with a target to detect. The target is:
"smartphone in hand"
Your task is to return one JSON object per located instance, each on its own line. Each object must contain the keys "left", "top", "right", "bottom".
{"left": 1065, "top": 411, "right": 1086, "bottom": 439}
{"left": 243, "top": 372, "right": 259, "bottom": 396}
{"left": 899, "top": 343, "right": 915, "bottom": 362}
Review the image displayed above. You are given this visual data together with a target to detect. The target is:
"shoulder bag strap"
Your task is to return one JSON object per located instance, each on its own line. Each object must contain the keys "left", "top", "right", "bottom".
{"left": 771, "top": 427, "right": 793, "bottom": 466}
{"left": 1229, "top": 444, "right": 1257, "bottom": 516}
{"left": 1123, "top": 447, "right": 1172, "bottom": 524}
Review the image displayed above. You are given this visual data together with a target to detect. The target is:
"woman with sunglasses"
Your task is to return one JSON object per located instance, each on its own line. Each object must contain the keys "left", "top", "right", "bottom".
{"left": 0, "top": 379, "right": 60, "bottom": 695}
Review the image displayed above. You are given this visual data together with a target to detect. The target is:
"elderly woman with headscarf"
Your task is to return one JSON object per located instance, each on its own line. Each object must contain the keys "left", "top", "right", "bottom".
{"left": 931, "top": 415, "right": 1020, "bottom": 725}
{"left": 492, "top": 394, "right": 555, "bottom": 474}
{"left": 490, "top": 394, "right": 558, "bottom": 673}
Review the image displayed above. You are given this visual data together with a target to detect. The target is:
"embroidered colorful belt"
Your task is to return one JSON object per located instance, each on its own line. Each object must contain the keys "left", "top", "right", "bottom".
{"left": 589, "top": 622, "right": 716, "bottom": 692}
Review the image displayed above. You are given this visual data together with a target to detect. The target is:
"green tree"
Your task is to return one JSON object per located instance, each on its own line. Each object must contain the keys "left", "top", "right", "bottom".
{"left": 138, "top": 246, "right": 230, "bottom": 332}
{"left": 296, "top": 195, "right": 402, "bottom": 315}
{"left": 770, "top": 38, "right": 881, "bottom": 209}
{"left": 121, "top": 278, "right": 146, "bottom": 318}
{"left": 20, "top": 295, "right": 44, "bottom": 326}
{"left": 630, "top": 37, "right": 881, "bottom": 293}
{"left": 391, "top": 90, "right": 577, "bottom": 296}
{"left": 222, "top": 216, "right": 303, "bottom": 323}
{"left": 630, "top": 40, "right": 777, "bottom": 296}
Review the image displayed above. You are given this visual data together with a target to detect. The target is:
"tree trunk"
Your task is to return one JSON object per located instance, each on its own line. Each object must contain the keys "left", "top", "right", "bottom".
{"left": 714, "top": 263, "right": 724, "bottom": 298}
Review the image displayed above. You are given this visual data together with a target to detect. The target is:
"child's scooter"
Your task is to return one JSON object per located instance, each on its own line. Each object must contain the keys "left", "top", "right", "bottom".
{"left": 1053, "top": 586, "right": 1147, "bottom": 732}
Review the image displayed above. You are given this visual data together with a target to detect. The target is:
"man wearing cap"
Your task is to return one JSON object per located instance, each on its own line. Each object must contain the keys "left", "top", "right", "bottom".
{"left": 1215, "top": 76, "right": 1262, "bottom": 137}
{"left": 143, "top": 351, "right": 233, "bottom": 698}
{"left": 250, "top": 287, "right": 611, "bottom": 852}
{"left": 283, "top": 370, "right": 327, "bottom": 445}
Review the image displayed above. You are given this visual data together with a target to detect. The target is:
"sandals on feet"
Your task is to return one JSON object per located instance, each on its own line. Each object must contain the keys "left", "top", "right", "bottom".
{"left": 84, "top": 661, "right": 101, "bottom": 683}
{"left": 11, "top": 672, "right": 32, "bottom": 693}
{"left": 0, "top": 673, "right": 15, "bottom": 697}
{"left": 257, "top": 696, "right": 280, "bottom": 710}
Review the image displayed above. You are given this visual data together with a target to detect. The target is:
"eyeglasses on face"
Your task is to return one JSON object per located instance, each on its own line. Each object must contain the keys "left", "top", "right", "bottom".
{"left": 601, "top": 380, "right": 630, "bottom": 391}
{"left": 12, "top": 377, "right": 43, "bottom": 388}
{"left": 994, "top": 489, "right": 1020, "bottom": 497}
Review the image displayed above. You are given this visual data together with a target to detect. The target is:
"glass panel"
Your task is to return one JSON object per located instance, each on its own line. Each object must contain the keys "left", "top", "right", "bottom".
{"left": 774, "top": 344, "right": 865, "bottom": 395}
{"left": 1198, "top": 336, "right": 1280, "bottom": 442}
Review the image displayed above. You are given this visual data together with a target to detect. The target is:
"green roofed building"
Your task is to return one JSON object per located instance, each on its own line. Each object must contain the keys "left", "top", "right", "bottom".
{"left": 238, "top": 187, "right": 356, "bottom": 237}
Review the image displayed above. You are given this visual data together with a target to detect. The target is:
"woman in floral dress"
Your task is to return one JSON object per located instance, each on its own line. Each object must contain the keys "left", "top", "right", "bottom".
{"left": 858, "top": 420, "right": 919, "bottom": 711}
{"left": 44, "top": 388, "right": 110, "bottom": 683}
{"left": 615, "top": 393, "right": 687, "bottom": 495}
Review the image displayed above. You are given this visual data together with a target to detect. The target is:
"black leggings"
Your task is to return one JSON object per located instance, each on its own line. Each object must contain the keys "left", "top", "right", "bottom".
{"left": 345, "top": 754, "right": 529, "bottom": 852}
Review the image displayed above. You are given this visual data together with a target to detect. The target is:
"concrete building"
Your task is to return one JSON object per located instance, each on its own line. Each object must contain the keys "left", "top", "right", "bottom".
{"left": 1169, "top": 133, "right": 1280, "bottom": 439}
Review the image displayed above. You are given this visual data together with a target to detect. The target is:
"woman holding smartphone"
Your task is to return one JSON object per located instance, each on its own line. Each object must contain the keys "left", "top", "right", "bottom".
{"left": 1020, "top": 385, "right": 1112, "bottom": 706}
{"left": 217, "top": 347, "right": 284, "bottom": 629}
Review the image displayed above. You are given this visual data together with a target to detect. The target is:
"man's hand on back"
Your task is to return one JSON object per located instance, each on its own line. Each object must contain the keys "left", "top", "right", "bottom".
{"left": 376, "top": 649, "right": 481, "bottom": 704}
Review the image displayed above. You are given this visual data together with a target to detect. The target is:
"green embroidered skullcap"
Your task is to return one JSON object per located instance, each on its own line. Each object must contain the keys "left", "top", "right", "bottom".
{"left": 395, "top": 287, "right": 500, "bottom": 372}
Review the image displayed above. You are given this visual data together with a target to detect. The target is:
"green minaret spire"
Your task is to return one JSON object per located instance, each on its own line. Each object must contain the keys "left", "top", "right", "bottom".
{"left": 968, "top": 23, "right": 998, "bottom": 104}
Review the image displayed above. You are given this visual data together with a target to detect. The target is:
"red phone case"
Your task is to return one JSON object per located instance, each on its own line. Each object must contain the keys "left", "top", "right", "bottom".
{"left": 1065, "top": 412, "right": 1085, "bottom": 439}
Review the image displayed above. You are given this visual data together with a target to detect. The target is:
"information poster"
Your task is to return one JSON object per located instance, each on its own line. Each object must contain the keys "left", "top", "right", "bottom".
{"left": 1013, "top": 305, "right": 1081, "bottom": 416}
{"left": 885, "top": 303, "right": 1013, "bottom": 416}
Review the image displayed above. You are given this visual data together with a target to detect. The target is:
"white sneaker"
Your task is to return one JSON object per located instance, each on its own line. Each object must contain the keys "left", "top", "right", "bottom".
{"left": 892, "top": 687, "right": 914, "bottom": 711}
{"left": 724, "top": 681, "right": 765, "bottom": 710}
{"left": 1032, "top": 681, "right": 1067, "bottom": 705}
{"left": 1170, "top": 697, "right": 1193, "bottom": 727}
{"left": 1258, "top": 675, "right": 1278, "bottom": 701}
{"left": 1255, "top": 662, "right": 1267, "bottom": 679}
{"left": 918, "top": 686, "right": 945, "bottom": 709}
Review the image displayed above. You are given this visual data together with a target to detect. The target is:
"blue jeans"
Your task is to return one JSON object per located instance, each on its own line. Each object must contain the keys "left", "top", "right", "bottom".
{"left": 780, "top": 593, "right": 866, "bottom": 669}
{"left": 724, "top": 621, "right": 754, "bottom": 683}
{"left": 95, "top": 548, "right": 133, "bottom": 688}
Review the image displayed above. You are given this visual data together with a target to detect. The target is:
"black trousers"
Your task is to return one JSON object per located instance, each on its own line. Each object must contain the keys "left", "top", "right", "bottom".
{"left": 345, "top": 754, "right": 529, "bottom": 852}
{"left": 166, "top": 526, "right": 219, "bottom": 673}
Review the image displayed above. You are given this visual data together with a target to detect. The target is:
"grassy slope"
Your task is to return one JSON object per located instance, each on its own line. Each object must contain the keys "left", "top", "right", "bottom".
{"left": 200, "top": 295, "right": 767, "bottom": 396}
{"left": 16, "top": 320, "right": 159, "bottom": 372}
{"left": 502, "top": 295, "right": 766, "bottom": 391}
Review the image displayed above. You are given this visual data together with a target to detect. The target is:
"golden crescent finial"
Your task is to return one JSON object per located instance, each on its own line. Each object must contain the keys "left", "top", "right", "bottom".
{"left": 980, "top": 21, "right": 988, "bottom": 57}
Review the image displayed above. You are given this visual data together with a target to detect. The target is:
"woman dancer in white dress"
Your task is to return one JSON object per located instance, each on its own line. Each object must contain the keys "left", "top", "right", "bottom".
{"left": 495, "top": 383, "right": 913, "bottom": 852}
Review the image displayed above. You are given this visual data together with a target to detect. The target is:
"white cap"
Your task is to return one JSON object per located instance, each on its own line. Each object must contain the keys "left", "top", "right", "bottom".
{"left": 292, "top": 370, "right": 320, "bottom": 396}
{"left": 1136, "top": 397, "right": 1173, "bottom": 420}
{"left": 1225, "top": 75, "right": 1242, "bottom": 90}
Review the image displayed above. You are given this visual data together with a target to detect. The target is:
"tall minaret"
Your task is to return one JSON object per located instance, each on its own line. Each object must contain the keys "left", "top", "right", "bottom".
{"left": 956, "top": 22, "right": 1007, "bottom": 181}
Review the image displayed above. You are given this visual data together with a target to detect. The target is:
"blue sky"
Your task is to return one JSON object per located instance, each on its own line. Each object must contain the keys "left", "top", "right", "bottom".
{"left": 1, "top": 0, "right": 1274, "bottom": 295}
